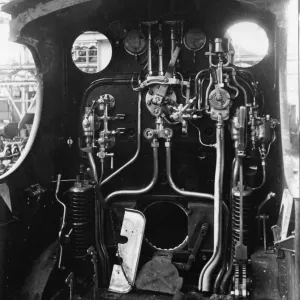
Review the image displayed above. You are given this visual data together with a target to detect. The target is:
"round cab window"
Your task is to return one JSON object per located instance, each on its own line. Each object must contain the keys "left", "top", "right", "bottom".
{"left": 0, "top": 20, "right": 41, "bottom": 178}
{"left": 225, "top": 22, "right": 269, "bottom": 68}
{"left": 71, "top": 31, "right": 112, "bottom": 74}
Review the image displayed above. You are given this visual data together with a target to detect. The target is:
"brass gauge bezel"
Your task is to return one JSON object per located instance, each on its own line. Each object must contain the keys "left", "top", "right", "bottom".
{"left": 123, "top": 29, "right": 147, "bottom": 56}
{"left": 183, "top": 28, "right": 207, "bottom": 52}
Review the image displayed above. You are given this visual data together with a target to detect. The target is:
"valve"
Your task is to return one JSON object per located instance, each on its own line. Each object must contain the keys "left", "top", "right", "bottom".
{"left": 97, "top": 150, "right": 114, "bottom": 169}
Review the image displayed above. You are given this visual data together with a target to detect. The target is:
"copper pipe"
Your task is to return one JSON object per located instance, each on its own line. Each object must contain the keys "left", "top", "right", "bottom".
{"left": 199, "top": 116, "right": 224, "bottom": 292}
{"left": 165, "top": 142, "right": 214, "bottom": 201}
{"left": 101, "top": 90, "right": 142, "bottom": 186}
{"left": 104, "top": 143, "right": 159, "bottom": 204}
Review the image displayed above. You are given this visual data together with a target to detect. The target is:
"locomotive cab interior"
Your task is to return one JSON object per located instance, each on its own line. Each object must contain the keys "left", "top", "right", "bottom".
{"left": 0, "top": 0, "right": 299, "bottom": 299}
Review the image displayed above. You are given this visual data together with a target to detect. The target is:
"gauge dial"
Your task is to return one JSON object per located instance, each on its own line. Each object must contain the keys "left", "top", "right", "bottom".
{"left": 123, "top": 30, "right": 147, "bottom": 56}
{"left": 184, "top": 28, "right": 206, "bottom": 52}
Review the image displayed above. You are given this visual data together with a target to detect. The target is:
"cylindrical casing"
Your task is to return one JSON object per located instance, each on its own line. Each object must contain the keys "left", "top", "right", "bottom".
{"left": 214, "top": 38, "right": 229, "bottom": 53}
{"left": 67, "top": 181, "right": 95, "bottom": 258}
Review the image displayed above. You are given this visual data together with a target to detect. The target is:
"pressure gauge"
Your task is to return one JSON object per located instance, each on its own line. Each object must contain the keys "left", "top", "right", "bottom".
{"left": 123, "top": 30, "right": 147, "bottom": 56}
{"left": 184, "top": 28, "right": 206, "bottom": 52}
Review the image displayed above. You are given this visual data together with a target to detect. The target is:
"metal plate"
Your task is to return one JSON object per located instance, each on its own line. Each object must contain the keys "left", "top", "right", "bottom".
{"left": 109, "top": 209, "right": 146, "bottom": 293}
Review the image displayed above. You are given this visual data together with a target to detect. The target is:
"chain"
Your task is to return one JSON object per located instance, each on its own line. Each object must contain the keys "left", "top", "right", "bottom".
{"left": 109, "top": 208, "right": 135, "bottom": 289}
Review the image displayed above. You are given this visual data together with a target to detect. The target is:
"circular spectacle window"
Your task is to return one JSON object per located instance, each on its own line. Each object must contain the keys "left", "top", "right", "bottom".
{"left": 225, "top": 22, "right": 269, "bottom": 68}
{"left": 71, "top": 31, "right": 112, "bottom": 74}
{"left": 0, "top": 20, "right": 41, "bottom": 179}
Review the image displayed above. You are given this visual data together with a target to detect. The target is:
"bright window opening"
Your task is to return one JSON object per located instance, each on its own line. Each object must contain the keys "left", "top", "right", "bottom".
{"left": 226, "top": 22, "right": 269, "bottom": 68}
{"left": 0, "top": 5, "right": 40, "bottom": 177}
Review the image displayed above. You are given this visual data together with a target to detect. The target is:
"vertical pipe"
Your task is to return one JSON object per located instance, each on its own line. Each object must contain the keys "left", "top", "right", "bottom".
{"left": 147, "top": 25, "right": 153, "bottom": 75}
{"left": 158, "top": 24, "right": 164, "bottom": 76}
{"left": 199, "top": 116, "right": 224, "bottom": 292}
{"left": 170, "top": 25, "right": 176, "bottom": 78}
{"left": 87, "top": 152, "right": 98, "bottom": 183}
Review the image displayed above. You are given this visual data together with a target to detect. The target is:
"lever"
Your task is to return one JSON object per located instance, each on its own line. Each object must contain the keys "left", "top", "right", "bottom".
{"left": 174, "top": 223, "right": 208, "bottom": 271}
{"left": 87, "top": 246, "right": 99, "bottom": 299}
{"left": 65, "top": 272, "right": 74, "bottom": 300}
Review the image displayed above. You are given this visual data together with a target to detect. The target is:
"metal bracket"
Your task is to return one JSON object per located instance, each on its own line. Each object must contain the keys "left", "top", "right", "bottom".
{"left": 108, "top": 209, "right": 146, "bottom": 293}
{"left": 274, "top": 235, "right": 295, "bottom": 254}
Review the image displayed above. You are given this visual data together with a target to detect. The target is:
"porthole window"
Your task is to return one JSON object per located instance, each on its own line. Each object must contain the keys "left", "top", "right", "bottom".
{"left": 71, "top": 31, "right": 112, "bottom": 74}
{"left": 225, "top": 22, "right": 269, "bottom": 68}
{"left": 0, "top": 17, "right": 41, "bottom": 178}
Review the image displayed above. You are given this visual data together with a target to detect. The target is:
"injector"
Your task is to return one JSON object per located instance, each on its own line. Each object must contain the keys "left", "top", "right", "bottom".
{"left": 96, "top": 94, "right": 125, "bottom": 169}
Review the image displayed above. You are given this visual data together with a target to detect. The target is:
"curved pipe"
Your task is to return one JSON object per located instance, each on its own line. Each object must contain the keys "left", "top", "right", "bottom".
{"left": 165, "top": 143, "right": 214, "bottom": 201}
{"left": 213, "top": 201, "right": 229, "bottom": 293}
{"left": 199, "top": 118, "right": 224, "bottom": 292}
{"left": 198, "top": 77, "right": 208, "bottom": 110}
{"left": 104, "top": 145, "right": 159, "bottom": 204}
{"left": 101, "top": 90, "right": 142, "bottom": 186}
{"left": 205, "top": 74, "right": 213, "bottom": 109}
{"left": 252, "top": 159, "right": 266, "bottom": 191}
{"left": 237, "top": 75, "right": 256, "bottom": 106}
{"left": 195, "top": 69, "right": 209, "bottom": 99}
{"left": 224, "top": 67, "right": 248, "bottom": 107}
{"left": 232, "top": 76, "right": 248, "bottom": 107}
{"left": 87, "top": 152, "right": 98, "bottom": 183}
{"left": 225, "top": 74, "right": 239, "bottom": 98}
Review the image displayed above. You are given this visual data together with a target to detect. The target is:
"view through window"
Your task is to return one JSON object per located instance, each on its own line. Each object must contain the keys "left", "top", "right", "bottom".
{"left": 0, "top": 3, "right": 39, "bottom": 175}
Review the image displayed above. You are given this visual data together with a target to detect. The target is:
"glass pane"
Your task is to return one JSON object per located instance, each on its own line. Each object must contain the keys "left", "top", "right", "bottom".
{"left": 0, "top": 10, "right": 40, "bottom": 177}
{"left": 226, "top": 22, "right": 269, "bottom": 68}
{"left": 71, "top": 31, "right": 112, "bottom": 74}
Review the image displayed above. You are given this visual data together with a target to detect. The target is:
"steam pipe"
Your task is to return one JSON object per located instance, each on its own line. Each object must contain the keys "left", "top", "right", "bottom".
{"left": 252, "top": 159, "right": 266, "bottom": 191}
{"left": 87, "top": 152, "right": 98, "bottom": 183}
{"left": 225, "top": 74, "right": 239, "bottom": 98}
{"left": 198, "top": 77, "right": 208, "bottom": 110}
{"left": 101, "top": 90, "right": 142, "bottom": 186}
{"left": 213, "top": 201, "right": 229, "bottom": 293}
{"left": 205, "top": 74, "right": 213, "bottom": 109}
{"left": 220, "top": 152, "right": 243, "bottom": 293}
{"left": 165, "top": 142, "right": 214, "bottom": 201}
{"left": 220, "top": 157, "right": 238, "bottom": 293}
{"left": 224, "top": 67, "right": 248, "bottom": 106}
{"left": 147, "top": 25, "right": 153, "bottom": 75}
{"left": 237, "top": 75, "right": 256, "bottom": 106}
{"left": 104, "top": 143, "right": 159, "bottom": 204}
{"left": 195, "top": 70, "right": 209, "bottom": 107}
{"left": 158, "top": 24, "right": 164, "bottom": 76}
{"left": 195, "top": 69, "right": 209, "bottom": 95}
{"left": 199, "top": 116, "right": 224, "bottom": 292}
{"left": 232, "top": 75, "right": 248, "bottom": 107}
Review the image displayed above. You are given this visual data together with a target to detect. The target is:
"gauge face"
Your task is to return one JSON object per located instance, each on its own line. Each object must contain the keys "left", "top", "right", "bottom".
{"left": 123, "top": 30, "right": 147, "bottom": 55}
{"left": 184, "top": 28, "right": 206, "bottom": 52}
